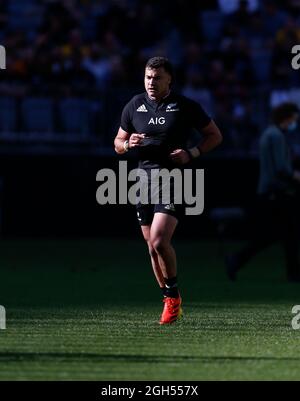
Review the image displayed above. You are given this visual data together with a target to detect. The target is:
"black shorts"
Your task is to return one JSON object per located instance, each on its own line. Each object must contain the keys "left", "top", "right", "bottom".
{"left": 136, "top": 202, "right": 184, "bottom": 226}
{"left": 134, "top": 167, "right": 185, "bottom": 226}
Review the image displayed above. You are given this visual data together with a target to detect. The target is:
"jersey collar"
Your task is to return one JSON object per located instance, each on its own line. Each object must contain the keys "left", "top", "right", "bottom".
{"left": 145, "top": 90, "right": 172, "bottom": 107}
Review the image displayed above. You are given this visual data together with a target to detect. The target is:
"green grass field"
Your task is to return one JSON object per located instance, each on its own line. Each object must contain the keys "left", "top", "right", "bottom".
{"left": 0, "top": 238, "right": 300, "bottom": 380}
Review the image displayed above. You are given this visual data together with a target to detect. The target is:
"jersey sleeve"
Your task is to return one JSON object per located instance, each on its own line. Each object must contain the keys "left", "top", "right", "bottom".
{"left": 185, "top": 98, "right": 211, "bottom": 130}
{"left": 120, "top": 101, "right": 135, "bottom": 133}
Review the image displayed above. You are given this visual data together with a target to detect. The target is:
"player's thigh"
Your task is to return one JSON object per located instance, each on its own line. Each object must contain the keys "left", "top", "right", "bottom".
{"left": 141, "top": 225, "right": 151, "bottom": 242}
{"left": 150, "top": 212, "right": 178, "bottom": 244}
{"left": 136, "top": 204, "right": 153, "bottom": 242}
{"left": 136, "top": 203, "right": 153, "bottom": 227}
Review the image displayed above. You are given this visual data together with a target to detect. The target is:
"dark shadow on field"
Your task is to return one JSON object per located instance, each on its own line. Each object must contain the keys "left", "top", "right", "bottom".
{"left": 1, "top": 239, "right": 300, "bottom": 307}
{"left": 0, "top": 352, "right": 299, "bottom": 363}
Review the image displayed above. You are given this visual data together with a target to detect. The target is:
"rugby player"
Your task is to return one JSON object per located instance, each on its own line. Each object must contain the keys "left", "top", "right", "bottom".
{"left": 114, "top": 57, "right": 222, "bottom": 324}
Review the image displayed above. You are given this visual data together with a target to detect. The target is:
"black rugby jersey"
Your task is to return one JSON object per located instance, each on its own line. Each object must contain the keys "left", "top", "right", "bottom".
{"left": 120, "top": 91, "right": 211, "bottom": 169}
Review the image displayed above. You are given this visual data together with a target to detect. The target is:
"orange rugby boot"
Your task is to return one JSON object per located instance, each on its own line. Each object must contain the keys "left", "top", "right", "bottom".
{"left": 159, "top": 295, "right": 183, "bottom": 325}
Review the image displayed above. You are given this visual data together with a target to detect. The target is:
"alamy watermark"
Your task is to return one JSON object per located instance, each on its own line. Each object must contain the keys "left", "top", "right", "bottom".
{"left": 0, "top": 45, "right": 6, "bottom": 70}
{"left": 96, "top": 161, "right": 204, "bottom": 215}
{"left": 0, "top": 305, "right": 6, "bottom": 330}
{"left": 291, "top": 45, "right": 300, "bottom": 70}
{"left": 291, "top": 305, "right": 300, "bottom": 330}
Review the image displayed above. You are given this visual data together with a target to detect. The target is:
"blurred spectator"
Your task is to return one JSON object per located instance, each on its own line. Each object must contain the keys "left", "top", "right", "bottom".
{"left": 279, "top": 0, "right": 300, "bottom": 17}
{"left": 226, "top": 0, "right": 255, "bottom": 34}
{"left": 38, "top": 1, "right": 79, "bottom": 47}
{"left": 82, "top": 44, "right": 112, "bottom": 89}
{"left": 182, "top": 69, "right": 214, "bottom": 116}
{"left": 218, "top": 0, "right": 259, "bottom": 14}
{"left": 276, "top": 16, "right": 300, "bottom": 46}
{"left": 0, "top": 0, "right": 299, "bottom": 153}
{"left": 262, "top": 1, "right": 288, "bottom": 38}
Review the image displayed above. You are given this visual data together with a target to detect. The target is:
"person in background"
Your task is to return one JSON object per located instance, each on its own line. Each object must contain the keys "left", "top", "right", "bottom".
{"left": 226, "top": 102, "right": 300, "bottom": 282}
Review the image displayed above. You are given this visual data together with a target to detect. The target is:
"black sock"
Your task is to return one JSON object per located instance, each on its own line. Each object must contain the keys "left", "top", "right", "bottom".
{"left": 164, "top": 276, "right": 179, "bottom": 298}
{"left": 161, "top": 287, "right": 167, "bottom": 298}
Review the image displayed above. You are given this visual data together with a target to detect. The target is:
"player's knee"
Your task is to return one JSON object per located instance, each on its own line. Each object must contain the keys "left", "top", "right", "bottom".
{"left": 151, "top": 237, "right": 168, "bottom": 254}
{"left": 148, "top": 244, "right": 157, "bottom": 258}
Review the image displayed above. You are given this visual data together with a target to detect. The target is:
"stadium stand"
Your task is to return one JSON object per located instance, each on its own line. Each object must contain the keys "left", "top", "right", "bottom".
{"left": 0, "top": 0, "right": 299, "bottom": 154}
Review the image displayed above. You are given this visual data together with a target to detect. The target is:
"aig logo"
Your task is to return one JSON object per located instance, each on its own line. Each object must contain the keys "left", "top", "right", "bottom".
{"left": 148, "top": 117, "right": 165, "bottom": 125}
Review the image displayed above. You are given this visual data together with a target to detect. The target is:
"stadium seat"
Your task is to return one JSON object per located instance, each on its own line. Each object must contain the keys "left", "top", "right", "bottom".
{"left": 0, "top": 97, "right": 17, "bottom": 133}
{"left": 59, "top": 98, "right": 91, "bottom": 135}
{"left": 21, "top": 97, "right": 54, "bottom": 133}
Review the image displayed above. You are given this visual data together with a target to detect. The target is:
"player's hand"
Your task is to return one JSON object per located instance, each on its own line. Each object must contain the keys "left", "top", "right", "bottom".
{"left": 129, "top": 133, "right": 145, "bottom": 148}
{"left": 169, "top": 149, "right": 191, "bottom": 165}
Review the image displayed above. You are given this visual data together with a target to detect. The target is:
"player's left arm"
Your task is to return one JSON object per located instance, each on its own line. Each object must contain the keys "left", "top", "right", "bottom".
{"left": 170, "top": 120, "right": 223, "bottom": 164}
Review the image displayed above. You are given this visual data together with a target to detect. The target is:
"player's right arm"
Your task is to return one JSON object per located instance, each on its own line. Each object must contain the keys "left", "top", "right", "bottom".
{"left": 114, "top": 128, "right": 145, "bottom": 154}
{"left": 114, "top": 98, "right": 145, "bottom": 154}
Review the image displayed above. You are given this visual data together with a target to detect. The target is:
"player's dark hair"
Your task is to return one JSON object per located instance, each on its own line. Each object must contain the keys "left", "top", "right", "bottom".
{"left": 145, "top": 57, "right": 174, "bottom": 80}
{"left": 272, "top": 102, "right": 299, "bottom": 125}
